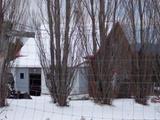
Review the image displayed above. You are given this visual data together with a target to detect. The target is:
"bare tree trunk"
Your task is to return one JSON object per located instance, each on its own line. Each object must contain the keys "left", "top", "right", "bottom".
{"left": 35, "top": 0, "right": 79, "bottom": 106}
{"left": 0, "top": 0, "right": 29, "bottom": 107}
{"left": 54, "top": 0, "right": 61, "bottom": 89}
{"left": 0, "top": 0, "right": 6, "bottom": 107}
{"left": 46, "top": 0, "right": 57, "bottom": 103}
{"left": 99, "top": 0, "right": 106, "bottom": 46}
{"left": 124, "top": 0, "right": 154, "bottom": 105}
{"left": 90, "top": 0, "right": 97, "bottom": 54}
{"left": 152, "top": 0, "right": 160, "bottom": 97}
{"left": 0, "top": 0, "right": 3, "bottom": 26}
{"left": 81, "top": 0, "right": 122, "bottom": 105}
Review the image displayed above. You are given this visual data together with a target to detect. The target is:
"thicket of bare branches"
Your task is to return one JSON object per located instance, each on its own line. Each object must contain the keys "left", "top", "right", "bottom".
{"left": 77, "top": 0, "right": 123, "bottom": 104}
{"left": 33, "top": 0, "right": 81, "bottom": 106}
{"left": 0, "top": 0, "right": 29, "bottom": 107}
{"left": 122, "top": 0, "right": 159, "bottom": 104}
{"left": 77, "top": 0, "right": 160, "bottom": 105}
{"left": 32, "top": 0, "right": 160, "bottom": 106}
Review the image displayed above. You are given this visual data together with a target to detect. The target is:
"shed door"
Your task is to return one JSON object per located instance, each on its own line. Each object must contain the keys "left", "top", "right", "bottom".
{"left": 29, "top": 74, "right": 41, "bottom": 96}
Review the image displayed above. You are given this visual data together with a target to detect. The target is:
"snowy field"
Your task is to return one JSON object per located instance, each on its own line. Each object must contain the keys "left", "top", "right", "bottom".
{"left": 0, "top": 95, "right": 160, "bottom": 120}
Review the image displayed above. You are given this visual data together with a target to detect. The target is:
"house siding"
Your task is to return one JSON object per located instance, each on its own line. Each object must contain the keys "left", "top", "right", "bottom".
{"left": 12, "top": 68, "right": 29, "bottom": 93}
{"left": 41, "top": 69, "right": 49, "bottom": 94}
{"left": 78, "top": 68, "right": 88, "bottom": 94}
{"left": 11, "top": 66, "right": 88, "bottom": 95}
{"left": 71, "top": 67, "right": 88, "bottom": 95}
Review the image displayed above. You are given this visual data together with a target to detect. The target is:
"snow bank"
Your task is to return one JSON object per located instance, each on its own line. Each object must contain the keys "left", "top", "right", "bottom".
{"left": 0, "top": 95, "right": 160, "bottom": 120}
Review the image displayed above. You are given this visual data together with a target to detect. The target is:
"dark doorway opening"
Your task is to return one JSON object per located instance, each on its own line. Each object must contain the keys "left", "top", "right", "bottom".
{"left": 29, "top": 74, "right": 41, "bottom": 96}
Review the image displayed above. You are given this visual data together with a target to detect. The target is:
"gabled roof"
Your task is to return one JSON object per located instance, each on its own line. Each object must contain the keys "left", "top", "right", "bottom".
{"left": 85, "top": 22, "right": 131, "bottom": 59}
{"left": 85, "top": 22, "right": 160, "bottom": 60}
{"left": 13, "top": 38, "right": 41, "bottom": 68}
{"left": 133, "top": 43, "right": 160, "bottom": 55}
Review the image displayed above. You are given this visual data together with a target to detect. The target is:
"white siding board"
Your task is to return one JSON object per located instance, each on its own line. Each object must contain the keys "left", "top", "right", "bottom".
{"left": 14, "top": 68, "right": 29, "bottom": 93}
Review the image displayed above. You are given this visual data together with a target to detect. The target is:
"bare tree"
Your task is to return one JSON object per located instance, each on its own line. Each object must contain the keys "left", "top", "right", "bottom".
{"left": 151, "top": 0, "right": 160, "bottom": 97}
{"left": 80, "top": 0, "right": 157, "bottom": 105}
{"left": 77, "top": 0, "right": 123, "bottom": 104}
{"left": 123, "top": 0, "right": 155, "bottom": 104}
{"left": 34, "top": 0, "right": 81, "bottom": 106}
{"left": 0, "top": 0, "right": 29, "bottom": 107}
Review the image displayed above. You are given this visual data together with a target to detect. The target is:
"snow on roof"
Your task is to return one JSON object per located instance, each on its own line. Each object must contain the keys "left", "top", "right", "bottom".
{"left": 13, "top": 38, "right": 41, "bottom": 68}
{"left": 13, "top": 24, "right": 52, "bottom": 68}
{"left": 13, "top": 21, "right": 112, "bottom": 68}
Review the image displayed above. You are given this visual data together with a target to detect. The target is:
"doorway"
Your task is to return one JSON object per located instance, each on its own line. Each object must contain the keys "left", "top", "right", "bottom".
{"left": 29, "top": 74, "right": 41, "bottom": 96}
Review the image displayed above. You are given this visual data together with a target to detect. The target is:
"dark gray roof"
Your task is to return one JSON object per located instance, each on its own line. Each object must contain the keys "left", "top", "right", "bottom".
{"left": 120, "top": 23, "right": 160, "bottom": 55}
{"left": 134, "top": 43, "right": 160, "bottom": 55}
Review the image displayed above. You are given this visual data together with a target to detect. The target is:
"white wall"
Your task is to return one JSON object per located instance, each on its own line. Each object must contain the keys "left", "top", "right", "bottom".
{"left": 11, "top": 67, "right": 88, "bottom": 95}
{"left": 41, "top": 67, "right": 88, "bottom": 96}
{"left": 71, "top": 69, "right": 80, "bottom": 95}
{"left": 12, "top": 68, "right": 29, "bottom": 93}
{"left": 71, "top": 67, "right": 88, "bottom": 95}
{"left": 41, "top": 69, "right": 49, "bottom": 94}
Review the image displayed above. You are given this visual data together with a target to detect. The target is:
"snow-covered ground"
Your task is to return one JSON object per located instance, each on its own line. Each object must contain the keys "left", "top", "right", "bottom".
{"left": 0, "top": 95, "right": 160, "bottom": 120}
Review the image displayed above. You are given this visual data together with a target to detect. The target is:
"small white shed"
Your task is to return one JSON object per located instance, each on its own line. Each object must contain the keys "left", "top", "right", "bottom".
{"left": 12, "top": 38, "right": 45, "bottom": 95}
{"left": 12, "top": 38, "right": 88, "bottom": 96}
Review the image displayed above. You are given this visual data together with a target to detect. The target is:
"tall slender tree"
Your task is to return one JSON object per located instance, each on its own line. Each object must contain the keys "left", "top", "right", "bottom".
{"left": 34, "top": 0, "right": 81, "bottom": 106}
{"left": 0, "top": 0, "right": 29, "bottom": 107}
{"left": 123, "top": 0, "right": 155, "bottom": 104}
{"left": 78, "top": 0, "right": 123, "bottom": 104}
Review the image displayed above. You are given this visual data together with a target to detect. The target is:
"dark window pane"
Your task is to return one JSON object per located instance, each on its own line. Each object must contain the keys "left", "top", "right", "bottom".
{"left": 20, "top": 73, "right": 24, "bottom": 79}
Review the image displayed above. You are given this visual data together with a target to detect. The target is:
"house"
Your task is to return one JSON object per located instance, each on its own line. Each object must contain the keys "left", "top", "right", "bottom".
{"left": 85, "top": 23, "right": 133, "bottom": 98}
{"left": 0, "top": 39, "right": 23, "bottom": 87}
{"left": 12, "top": 38, "right": 44, "bottom": 96}
{"left": 85, "top": 22, "right": 160, "bottom": 98}
{"left": 11, "top": 22, "right": 160, "bottom": 99}
{"left": 12, "top": 67, "right": 42, "bottom": 96}
{"left": 12, "top": 37, "right": 89, "bottom": 96}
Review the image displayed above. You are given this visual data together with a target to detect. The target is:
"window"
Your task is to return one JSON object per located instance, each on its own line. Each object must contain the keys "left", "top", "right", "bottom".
{"left": 20, "top": 73, "right": 24, "bottom": 79}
